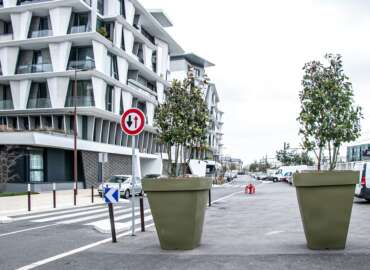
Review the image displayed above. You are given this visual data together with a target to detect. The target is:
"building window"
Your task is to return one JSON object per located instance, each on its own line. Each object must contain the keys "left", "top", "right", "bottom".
{"left": 27, "top": 82, "right": 51, "bottom": 109}
{"left": 133, "top": 43, "right": 144, "bottom": 63}
{"left": 69, "top": 13, "right": 91, "bottom": 33}
{"left": 119, "top": 93, "right": 124, "bottom": 115}
{"left": 141, "top": 27, "right": 155, "bottom": 45}
{"left": 121, "top": 28, "right": 125, "bottom": 51}
{"left": 96, "top": 19, "right": 113, "bottom": 41}
{"left": 97, "top": 0, "right": 104, "bottom": 14}
{"left": 16, "top": 49, "right": 52, "bottom": 74}
{"left": 29, "top": 150, "right": 44, "bottom": 183}
{"left": 28, "top": 16, "right": 52, "bottom": 38}
{"left": 105, "top": 85, "right": 113, "bottom": 112}
{"left": 65, "top": 80, "right": 95, "bottom": 107}
{"left": 68, "top": 46, "right": 95, "bottom": 70}
{"left": 120, "top": 0, "right": 126, "bottom": 18}
{"left": 82, "top": 115, "right": 88, "bottom": 140}
{"left": 108, "top": 53, "right": 119, "bottom": 80}
{"left": 0, "top": 85, "right": 13, "bottom": 110}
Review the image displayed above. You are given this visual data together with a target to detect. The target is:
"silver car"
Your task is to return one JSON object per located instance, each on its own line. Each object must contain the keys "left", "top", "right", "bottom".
{"left": 98, "top": 175, "right": 143, "bottom": 199}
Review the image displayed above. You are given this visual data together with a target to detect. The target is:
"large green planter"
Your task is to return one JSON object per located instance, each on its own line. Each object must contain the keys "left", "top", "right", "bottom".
{"left": 142, "top": 178, "right": 212, "bottom": 250}
{"left": 293, "top": 171, "right": 358, "bottom": 250}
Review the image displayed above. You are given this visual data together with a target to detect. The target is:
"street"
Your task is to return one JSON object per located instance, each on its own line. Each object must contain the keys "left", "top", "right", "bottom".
{"left": 0, "top": 179, "right": 244, "bottom": 270}
{"left": 1, "top": 176, "right": 370, "bottom": 270}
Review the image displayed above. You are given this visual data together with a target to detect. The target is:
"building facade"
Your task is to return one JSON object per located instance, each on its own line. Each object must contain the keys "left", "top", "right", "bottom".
{"left": 347, "top": 141, "right": 370, "bottom": 162}
{"left": 170, "top": 53, "right": 224, "bottom": 176}
{"left": 0, "top": 0, "right": 183, "bottom": 191}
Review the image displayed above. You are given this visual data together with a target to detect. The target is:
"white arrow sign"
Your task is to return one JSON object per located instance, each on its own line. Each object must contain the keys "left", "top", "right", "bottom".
{"left": 104, "top": 187, "right": 119, "bottom": 204}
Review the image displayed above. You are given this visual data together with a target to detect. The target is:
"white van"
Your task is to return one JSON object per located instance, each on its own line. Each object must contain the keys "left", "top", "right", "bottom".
{"left": 336, "top": 162, "right": 370, "bottom": 201}
{"left": 275, "top": 165, "right": 308, "bottom": 183}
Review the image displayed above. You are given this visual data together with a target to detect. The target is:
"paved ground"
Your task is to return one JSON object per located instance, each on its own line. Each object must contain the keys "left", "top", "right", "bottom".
{"left": 0, "top": 179, "right": 243, "bottom": 270}
{"left": 16, "top": 176, "right": 370, "bottom": 270}
{"left": 0, "top": 189, "right": 101, "bottom": 216}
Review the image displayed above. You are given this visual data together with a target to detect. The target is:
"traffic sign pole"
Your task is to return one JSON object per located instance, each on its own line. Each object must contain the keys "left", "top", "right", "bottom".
{"left": 131, "top": 135, "right": 136, "bottom": 236}
{"left": 108, "top": 203, "right": 117, "bottom": 243}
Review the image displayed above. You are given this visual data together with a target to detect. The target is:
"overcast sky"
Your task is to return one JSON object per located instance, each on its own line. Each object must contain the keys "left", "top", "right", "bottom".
{"left": 141, "top": 0, "right": 370, "bottom": 164}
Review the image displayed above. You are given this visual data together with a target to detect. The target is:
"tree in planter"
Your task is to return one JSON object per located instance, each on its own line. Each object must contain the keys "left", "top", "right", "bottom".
{"left": 298, "top": 54, "right": 362, "bottom": 170}
{"left": 154, "top": 74, "right": 209, "bottom": 177}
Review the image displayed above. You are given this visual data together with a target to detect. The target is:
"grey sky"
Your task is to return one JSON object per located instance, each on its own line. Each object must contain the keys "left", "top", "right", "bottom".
{"left": 141, "top": 0, "right": 370, "bottom": 164}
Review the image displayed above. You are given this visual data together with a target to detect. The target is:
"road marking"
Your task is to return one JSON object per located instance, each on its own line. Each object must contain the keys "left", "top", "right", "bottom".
{"left": 265, "top": 230, "right": 285, "bottom": 236}
{"left": 59, "top": 207, "right": 137, "bottom": 225}
{"left": 0, "top": 223, "right": 59, "bottom": 238}
{"left": 15, "top": 223, "right": 155, "bottom": 270}
{"left": 13, "top": 205, "right": 105, "bottom": 221}
{"left": 85, "top": 209, "right": 151, "bottom": 226}
{"left": 211, "top": 191, "right": 243, "bottom": 204}
{"left": 32, "top": 206, "right": 118, "bottom": 223}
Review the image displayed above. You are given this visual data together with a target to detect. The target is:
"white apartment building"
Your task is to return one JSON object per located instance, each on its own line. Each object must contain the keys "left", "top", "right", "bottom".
{"left": 170, "top": 53, "right": 224, "bottom": 176}
{"left": 0, "top": 0, "right": 183, "bottom": 191}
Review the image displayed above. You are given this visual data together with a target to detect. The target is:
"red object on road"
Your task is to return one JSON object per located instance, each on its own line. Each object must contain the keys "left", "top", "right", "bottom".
{"left": 245, "top": 183, "right": 256, "bottom": 194}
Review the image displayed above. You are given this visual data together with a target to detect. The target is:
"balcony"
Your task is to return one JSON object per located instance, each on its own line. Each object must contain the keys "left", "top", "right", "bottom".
{"left": 27, "top": 98, "right": 51, "bottom": 109}
{"left": 67, "top": 59, "right": 95, "bottom": 70}
{"left": 16, "top": 63, "right": 52, "bottom": 74}
{"left": 29, "top": 29, "right": 52, "bottom": 38}
{"left": 0, "top": 100, "right": 13, "bottom": 110}
{"left": 70, "top": 25, "right": 90, "bottom": 34}
{"left": 65, "top": 96, "right": 94, "bottom": 107}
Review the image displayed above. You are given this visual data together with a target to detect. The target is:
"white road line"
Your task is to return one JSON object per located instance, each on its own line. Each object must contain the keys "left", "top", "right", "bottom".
{"left": 211, "top": 191, "right": 243, "bottom": 204}
{"left": 59, "top": 207, "right": 137, "bottom": 225}
{"left": 84, "top": 209, "right": 151, "bottom": 226}
{"left": 14, "top": 205, "right": 105, "bottom": 221}
{"left": 32, "top": 206, "right": 118, "bottom": 223}
{"left": 15, "top": 223, "right": 156, "bottom": 270}
{"left": 0, "top": 223, "right": 59, "bottom": 238}
{"left": 265, "top": 230, "right": 285, "bottom": 236}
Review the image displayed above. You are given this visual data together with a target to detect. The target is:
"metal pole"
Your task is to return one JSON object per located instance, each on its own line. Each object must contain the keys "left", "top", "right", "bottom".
{"left": 91, "top": 185, "right": 94, "bottom": 203}
{"left": 108, "top": 203, "right": 117, "bottom": 243}
{"left": 74, "top": 69, "right": 78, "bottom": 197}
{"left": 73, "top": 182, "right": 77, "bottom": 206}
{"left": 53, "top": 182, "right": 56, "bottom": 209}
{"left": 27, "top": 183, "right": 31, "bottom": 212}
{"left": 131, "top": 135, "right": 136, "bottom": 236}
{"left": 140, "top": 196, "right": 145, "bottom": 232}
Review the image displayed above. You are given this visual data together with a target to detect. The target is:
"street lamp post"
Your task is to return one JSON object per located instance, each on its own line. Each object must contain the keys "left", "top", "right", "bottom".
{"left": 73, "top": 67, "right": 89, "bottom": 205}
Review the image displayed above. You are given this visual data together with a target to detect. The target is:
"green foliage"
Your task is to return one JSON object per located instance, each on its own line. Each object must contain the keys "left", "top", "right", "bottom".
{"left": 154, "top": 75, "right": 209, "bottom": 176}
{"left": 276, "top": 143, "right": 314, "bottom": 166}
{"left": 298, "top": 54, "right": 362, "bottom": 170}
{"left": 248, "top": 160, "right": 271, "bottom": 173}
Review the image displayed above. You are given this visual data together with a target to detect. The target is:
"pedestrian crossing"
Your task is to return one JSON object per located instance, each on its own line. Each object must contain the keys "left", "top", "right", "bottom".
{"left": 10, "top": 204, "right": 153, "bottom": 233}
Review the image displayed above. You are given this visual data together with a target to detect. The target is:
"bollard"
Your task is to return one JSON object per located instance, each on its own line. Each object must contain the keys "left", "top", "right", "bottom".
{"left": 91, "top": 186, "right": 94, "bottom": 203}
{"left": 208, "top": 189, "right": 211, "bottom": 207}
{"left": 27, "top": 183, "right": 31, "bottom": 212}
{"left": 73, "top": 182, "right": 77, "bottom": 206}
{"left": 53, "top": 183, "right": 56, "bottom": 209}
{"left": 140, "top": 196, "right": 145, "bottom": 232}
{"left": 108, "top": 203, "right": 117, "bottom": 243}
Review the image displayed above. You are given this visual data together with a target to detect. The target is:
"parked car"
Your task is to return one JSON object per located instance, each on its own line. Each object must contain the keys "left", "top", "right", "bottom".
{"left": 257, "top": 173, "right": 268, "bottom": 180}
{"left": 98, "top": 175, "right": 143, "bottom": 199}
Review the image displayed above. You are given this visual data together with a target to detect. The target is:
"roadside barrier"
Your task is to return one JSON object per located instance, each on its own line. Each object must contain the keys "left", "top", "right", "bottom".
{"left": 91, "top": 186, "right": 94, "bottom": 203}
{"left": 209, "top": 189, "right": 212, "bottom": 207}
{"left": 53, "top": 183, "right": 56, "bottom": 208}
{"left": 27, "top": 183, "right": 31, "bottom": 211}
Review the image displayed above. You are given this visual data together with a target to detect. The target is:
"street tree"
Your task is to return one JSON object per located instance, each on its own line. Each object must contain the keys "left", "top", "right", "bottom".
{"left": 154, "top": 72, "right": 209, "bottom": 176}
{"left": 298, "top": 54, "right": 362, "bottom": 170}
{"left": 0, "top": 146, "right": 22, "bottom": 191}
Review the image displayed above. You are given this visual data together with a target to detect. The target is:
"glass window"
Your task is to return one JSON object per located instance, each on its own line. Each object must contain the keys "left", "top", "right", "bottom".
{"left": 68, "top": 46, "right": 95, "bottom": 70}
{"left": 97, "top": 0, "right": 104, "bottom": 15}
{"left": 29, "top": 150, "right": 44, "bottom": 183}
{"left": 0, "top": 85, "right": 13, "bottom": 109}
{"left": 70, "top": 13, "right": 90, "bottom": 33}
{"left": 65, "top": 80, "right": 95, "bottom": 107}
{"left": 105, "top": 85, "right": 113, "bottom": 112}
{"left": 27, "top": 82, "right": 51, "bottom": 109}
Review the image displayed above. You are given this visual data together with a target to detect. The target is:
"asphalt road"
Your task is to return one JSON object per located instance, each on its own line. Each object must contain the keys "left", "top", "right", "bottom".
{"left": 15, "top": 176, "right": 370, "bottom": 270}
{"left": 0, "top": 178, "right": 245, "bottom": 270}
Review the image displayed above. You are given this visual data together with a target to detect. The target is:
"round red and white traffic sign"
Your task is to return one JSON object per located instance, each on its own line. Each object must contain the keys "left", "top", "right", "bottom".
{"left": 120, "top": 108, "right": 146, "bottom": 136}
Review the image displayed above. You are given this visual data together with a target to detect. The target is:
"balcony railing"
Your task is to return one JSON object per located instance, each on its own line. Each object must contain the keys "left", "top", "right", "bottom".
{"left": 0, "top": 100, "right": 13, "bottom": 110}
{"left": 70, "top": 25, "right": 90, "bottom": 34}
{"left": 27, "top": 98, "right": 51, "bottom": 109}
{"left": 65, "top": 96, "right": 94, "bottom": 107}
{"left": 18, "top": 0, "right": 50, "bottom": 5}
{"left": 29, "top": 29, "right": 52, "bottom": 38}
{"left": 0, "top": 33, "right": 13, "bottom": 42}
{"left": 16, "top": 63, "right": 52, "bottom": 74}
{"left": 67, "top": 59, "right": 95, "bottom": 70}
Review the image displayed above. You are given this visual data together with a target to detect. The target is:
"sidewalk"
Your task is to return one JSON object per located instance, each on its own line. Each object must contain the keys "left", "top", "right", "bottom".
{"left": 0, "top": 189, "right": 103, "bottom": 216}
